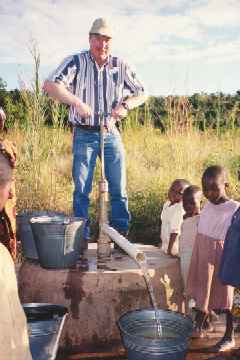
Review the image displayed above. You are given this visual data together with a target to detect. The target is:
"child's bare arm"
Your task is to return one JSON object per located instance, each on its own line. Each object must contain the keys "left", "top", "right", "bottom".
{"left": 167, "top": 233, "right": 179, "bottom": 257}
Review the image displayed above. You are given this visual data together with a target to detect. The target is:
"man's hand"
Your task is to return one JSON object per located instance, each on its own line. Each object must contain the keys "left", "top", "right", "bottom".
{"left": 111, "top": 104, "right": 128, "bottom": 120}
{"left": 75, "top": 102, "right": 92, "bottom": 118}
{"left": 106, "top": 117, "right": 116, "bottom": 132}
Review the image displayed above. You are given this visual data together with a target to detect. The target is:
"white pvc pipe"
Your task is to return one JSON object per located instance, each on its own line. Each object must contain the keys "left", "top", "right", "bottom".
{"left": 102, "top": 224, "right": 146, "bottom": 264}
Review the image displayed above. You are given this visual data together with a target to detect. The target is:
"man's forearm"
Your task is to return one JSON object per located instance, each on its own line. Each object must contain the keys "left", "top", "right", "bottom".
{"left": 43, "top": 80, "right": 80, "bottom": 107}
{"left": 124, "top": 94, "right": 147, "bottom": 110}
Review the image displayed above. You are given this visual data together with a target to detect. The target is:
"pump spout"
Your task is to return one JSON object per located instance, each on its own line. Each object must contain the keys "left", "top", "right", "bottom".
{"left": 102, "top": 224, "right": 146, "bottom": 264}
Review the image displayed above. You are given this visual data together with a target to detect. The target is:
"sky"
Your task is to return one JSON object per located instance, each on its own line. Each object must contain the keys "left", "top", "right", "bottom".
{"left": 0, "top": 0, "right": 240, "bottom": 96}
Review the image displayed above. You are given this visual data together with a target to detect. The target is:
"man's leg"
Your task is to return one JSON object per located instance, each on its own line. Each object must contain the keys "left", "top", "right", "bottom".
{"left": 72, "top": 129, "right": 98, "bottom": 240}
{"left": 104, "top": 129, "right": 130, "bottom": 233}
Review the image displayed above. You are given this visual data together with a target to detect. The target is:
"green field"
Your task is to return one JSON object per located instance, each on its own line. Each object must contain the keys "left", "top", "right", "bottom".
{"left": 9, "top": 124, "right": 240, "bottom": 245}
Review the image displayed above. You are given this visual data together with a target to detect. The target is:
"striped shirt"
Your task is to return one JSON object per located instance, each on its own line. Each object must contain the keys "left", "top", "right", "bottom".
{"left": 47, "top": 50, "right": 145, "bottom": 126}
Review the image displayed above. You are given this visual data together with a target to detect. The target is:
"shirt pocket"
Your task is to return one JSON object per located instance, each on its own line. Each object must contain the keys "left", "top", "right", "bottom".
{"left": 109, "top": 69, "right": 122, "bottom": 103}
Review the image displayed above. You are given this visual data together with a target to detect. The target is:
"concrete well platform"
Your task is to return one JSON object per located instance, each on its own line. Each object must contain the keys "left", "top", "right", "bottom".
{"left": 18, "top": 243, "right": 184, "bottom": 356}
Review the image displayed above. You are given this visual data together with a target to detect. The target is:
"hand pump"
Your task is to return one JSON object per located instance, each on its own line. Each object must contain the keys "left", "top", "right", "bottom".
{"left": 97, "top": 113, "right": 112, "bottom": 260}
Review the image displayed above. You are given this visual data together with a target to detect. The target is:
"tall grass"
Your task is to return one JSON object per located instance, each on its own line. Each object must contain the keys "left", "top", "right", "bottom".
{"left": 5, "top": 123, "right": 240, "bottom": 245}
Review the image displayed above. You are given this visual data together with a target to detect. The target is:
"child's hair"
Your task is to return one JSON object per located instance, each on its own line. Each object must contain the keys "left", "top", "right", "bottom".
{"left": 202, "top": 165, "right": 227, "bottom": 183}
{"left": 0, "top": 152, "right": 12, "bottom": 186}
{"left": 183, "top": 185, "right": 201, "bottom": 199}
{"left": 171, "top": 179, "right": 190, "bottom": 188}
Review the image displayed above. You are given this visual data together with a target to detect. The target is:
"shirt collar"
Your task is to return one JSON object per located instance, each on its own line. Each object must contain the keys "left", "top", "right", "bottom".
{"left": 88, "top": 50, "right": 110, "bottom": 68}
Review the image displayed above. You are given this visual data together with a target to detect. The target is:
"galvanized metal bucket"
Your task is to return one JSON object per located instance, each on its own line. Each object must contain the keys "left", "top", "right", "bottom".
{"left": 118, "top": 309, "right": 193, "bottom": 360}
{"left": 23, "top": 303, "right": 68, "bottom": 360}
{"left": 30, "top": 216, "right": 85, "bottom": 269}
{"left": 17, "top": 211, "right": 64, "bottom": 260}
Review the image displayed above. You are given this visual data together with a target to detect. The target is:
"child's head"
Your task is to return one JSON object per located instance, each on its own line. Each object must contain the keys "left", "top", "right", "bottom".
{"left": 202, "top": 165, "right": 228, "bottom": 204}
{"left": 168, "top": 179, "right": 190, "bottom": 205}
{"left": 0, "top": 153, "right": 12, "bottom": 211}
{"left": 182, "top": 185, "right": 202, "bottom": 218}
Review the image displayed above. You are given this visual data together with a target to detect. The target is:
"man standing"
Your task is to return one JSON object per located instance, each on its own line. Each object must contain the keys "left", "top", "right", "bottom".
{"left": 44, "top": 18, "right": 146, "bottom": 242}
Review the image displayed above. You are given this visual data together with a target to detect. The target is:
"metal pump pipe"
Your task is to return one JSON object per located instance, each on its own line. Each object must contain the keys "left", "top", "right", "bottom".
{"left": 102, "top": 224, "right": 146, "bottom": 265}
{"left": 97, "top": 113, "right": 112, "bottom": 260}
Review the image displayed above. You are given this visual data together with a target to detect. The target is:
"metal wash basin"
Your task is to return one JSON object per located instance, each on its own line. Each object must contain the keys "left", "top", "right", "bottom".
{"left": 23, "top": 303, "right": 68, "bottom": 360}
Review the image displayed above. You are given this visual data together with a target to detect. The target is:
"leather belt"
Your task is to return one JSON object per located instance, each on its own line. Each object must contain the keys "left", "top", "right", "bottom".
{"left": 75, "top": 124, "right": 101, "bottom": 131}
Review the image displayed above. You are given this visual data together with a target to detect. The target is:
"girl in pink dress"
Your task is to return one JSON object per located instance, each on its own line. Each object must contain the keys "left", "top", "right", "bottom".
{"left": 187, "top": 165, "right": 239, "bottom": 352}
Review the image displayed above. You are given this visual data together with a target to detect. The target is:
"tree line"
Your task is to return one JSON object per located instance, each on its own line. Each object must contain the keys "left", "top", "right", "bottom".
{"left": 1, "top": 76, "right": 240, "bottom": 132}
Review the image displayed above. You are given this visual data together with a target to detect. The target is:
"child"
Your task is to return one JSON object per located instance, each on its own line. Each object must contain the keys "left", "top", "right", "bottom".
{"left": 160, "top": 179, "right": 190, "bottom": 257}
{"left": 179, "top": 185, "right": 202, "bottom": 290}
{"left": 180, "top": 185, "right": 215, "bottom": 329}
{"left": 0, "top": 152, "right": 32, "bottom": 359}
{"left": 187, "top": 165, "right": 239, "bottom": 352}
{"left": 0, "top": 107, "right": 17, "bottom": 261}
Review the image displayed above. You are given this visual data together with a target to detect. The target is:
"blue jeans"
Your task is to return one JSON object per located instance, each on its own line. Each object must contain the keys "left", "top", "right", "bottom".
{"left": 72, "top": 127, "right": 130, "bottom": 236}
